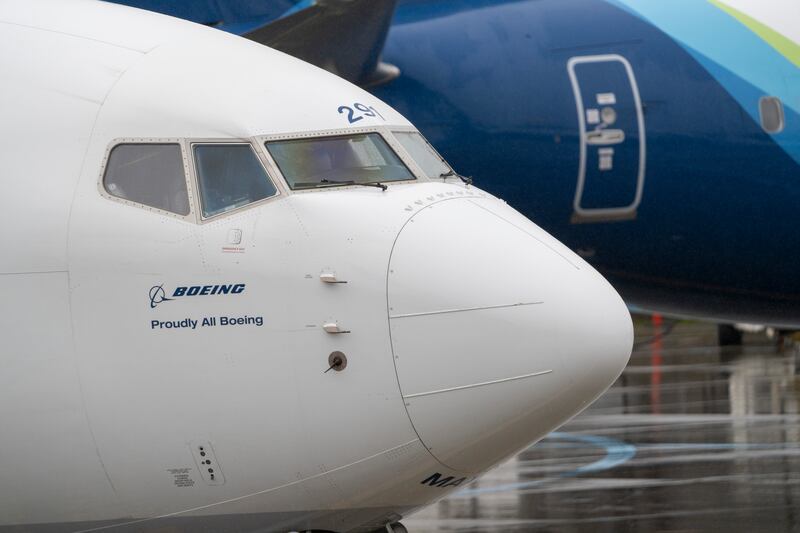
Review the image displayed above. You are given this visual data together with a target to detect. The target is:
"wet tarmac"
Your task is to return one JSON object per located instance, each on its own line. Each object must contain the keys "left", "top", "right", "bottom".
{"left": 405, "top": 316, "right": 800, "bottom": 532}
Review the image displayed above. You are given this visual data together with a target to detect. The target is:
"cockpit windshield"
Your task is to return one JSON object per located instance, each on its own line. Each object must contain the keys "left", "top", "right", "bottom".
{"left": 265, "top": 133, "right": 415, "bottom": 190}
{"left": 393, "top": 131, "right": 452, "bottom": 180}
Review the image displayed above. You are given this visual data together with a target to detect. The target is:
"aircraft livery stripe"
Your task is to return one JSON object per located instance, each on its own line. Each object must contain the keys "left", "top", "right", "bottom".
{"left": 603, "top": 0, "right": 800, "bottom": 165}
{"left": 708, "top": 0, "right": 800, "bottom": 68}
{"left": 603, "top": 0, "right": 798, "bottom": 110}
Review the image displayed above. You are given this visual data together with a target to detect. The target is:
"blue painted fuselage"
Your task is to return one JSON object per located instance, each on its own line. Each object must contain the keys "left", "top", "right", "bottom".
{"left": 373, "top": 0, "right": 800, "bottom": 326}
{"left": 110, "top": 0, "right": 800, "bottom": 326}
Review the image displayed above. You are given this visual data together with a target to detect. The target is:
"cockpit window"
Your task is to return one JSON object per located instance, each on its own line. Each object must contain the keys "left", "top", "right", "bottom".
{"left": 193, "top": 144, "right": 278, "bottom": 218}
{"left": 103, "top": 143, "right": 190, "bottom": 215}
{"left": 393, "top": 131, "right": 451, "bottom": 180}
{"left": 265, "top": 133, "right": 415, "bottom": 190}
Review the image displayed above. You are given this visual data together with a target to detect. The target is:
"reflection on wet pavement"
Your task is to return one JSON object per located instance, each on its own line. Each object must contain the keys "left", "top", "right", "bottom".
{"left": 405, "top": 316, "right": 800, "bottom": 532}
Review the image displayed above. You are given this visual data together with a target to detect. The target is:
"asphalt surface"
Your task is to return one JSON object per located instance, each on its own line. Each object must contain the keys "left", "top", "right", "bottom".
{"left": 405, "top": 316, "right": 800, "bottom": 532}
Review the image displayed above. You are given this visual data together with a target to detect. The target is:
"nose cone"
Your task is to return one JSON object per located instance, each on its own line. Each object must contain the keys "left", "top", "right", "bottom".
{"left": 388, "top": 197, "right": 632, "bottom": 474}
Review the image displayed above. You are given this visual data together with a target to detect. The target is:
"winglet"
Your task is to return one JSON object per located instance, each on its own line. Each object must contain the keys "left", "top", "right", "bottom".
{"left": 243, "top": 0, "right": 400, "bottom": 87}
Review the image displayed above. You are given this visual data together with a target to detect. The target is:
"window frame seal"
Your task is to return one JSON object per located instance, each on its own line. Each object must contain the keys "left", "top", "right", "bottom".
{"left": 257, "top": 126, "right": 424, "bottom": 193}
{"left": 186, "top": 139, "right": 285, "bottom": 222}
{"left": 97, "top": 138, "right": 197, "bottom": 222}
{"left": 388, "top": 126, "right": 453, "bottom": 181}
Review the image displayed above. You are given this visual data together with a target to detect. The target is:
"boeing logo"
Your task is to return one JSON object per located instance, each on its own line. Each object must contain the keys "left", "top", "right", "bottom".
{"left": 149, "top": 283, "right": 246, "bottom": 308}
{"left": 148, "top": 285, "right": 173, "bottom": 309}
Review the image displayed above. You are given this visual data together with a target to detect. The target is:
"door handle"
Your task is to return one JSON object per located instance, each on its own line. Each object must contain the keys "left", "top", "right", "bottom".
{"left": 586, "top": 129, "right": 625, "bottom": 145}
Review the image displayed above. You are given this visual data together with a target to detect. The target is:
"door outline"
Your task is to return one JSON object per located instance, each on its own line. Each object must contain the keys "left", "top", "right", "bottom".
{"left": 567, "top": 54, "right": 646, "bottom": 221}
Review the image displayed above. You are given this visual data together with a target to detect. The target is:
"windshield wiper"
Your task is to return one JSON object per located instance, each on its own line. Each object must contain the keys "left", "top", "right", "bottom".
{"left": 294, "top": 178, "right": 388, "bottom": 191}
{"left": 321, "top": 178, "right": 388, "bottom": 191}
{"left": 440, "top": 170, "right": 473, "bottom": 186}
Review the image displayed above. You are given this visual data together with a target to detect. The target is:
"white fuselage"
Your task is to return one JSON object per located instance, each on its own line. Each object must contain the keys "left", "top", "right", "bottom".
{"left": 0, "top": 1, "right": 633, "bottom": 531}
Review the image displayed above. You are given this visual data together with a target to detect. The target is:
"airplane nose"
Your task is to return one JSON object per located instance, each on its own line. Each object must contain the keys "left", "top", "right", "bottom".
{"left": 388, "top": 197, "right": 632, "bottom": 474}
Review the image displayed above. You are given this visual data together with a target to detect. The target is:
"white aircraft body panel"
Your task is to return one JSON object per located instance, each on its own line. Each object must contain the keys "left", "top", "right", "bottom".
{"left": 0, "top": 1, "right": 632, "bottom": 531}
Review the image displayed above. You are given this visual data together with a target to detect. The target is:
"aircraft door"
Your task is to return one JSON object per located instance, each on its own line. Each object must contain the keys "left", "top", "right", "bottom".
{"left": 567, "top": 55, "right": 646, "bottom": 222}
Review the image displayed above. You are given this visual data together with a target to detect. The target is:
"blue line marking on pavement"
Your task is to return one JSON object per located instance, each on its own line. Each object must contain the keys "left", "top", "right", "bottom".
{"left": 455, "top": 434, "right": 800, "bottom": 497}
{"left": 456, "top": 432, "right": 637, "bottom": 496}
